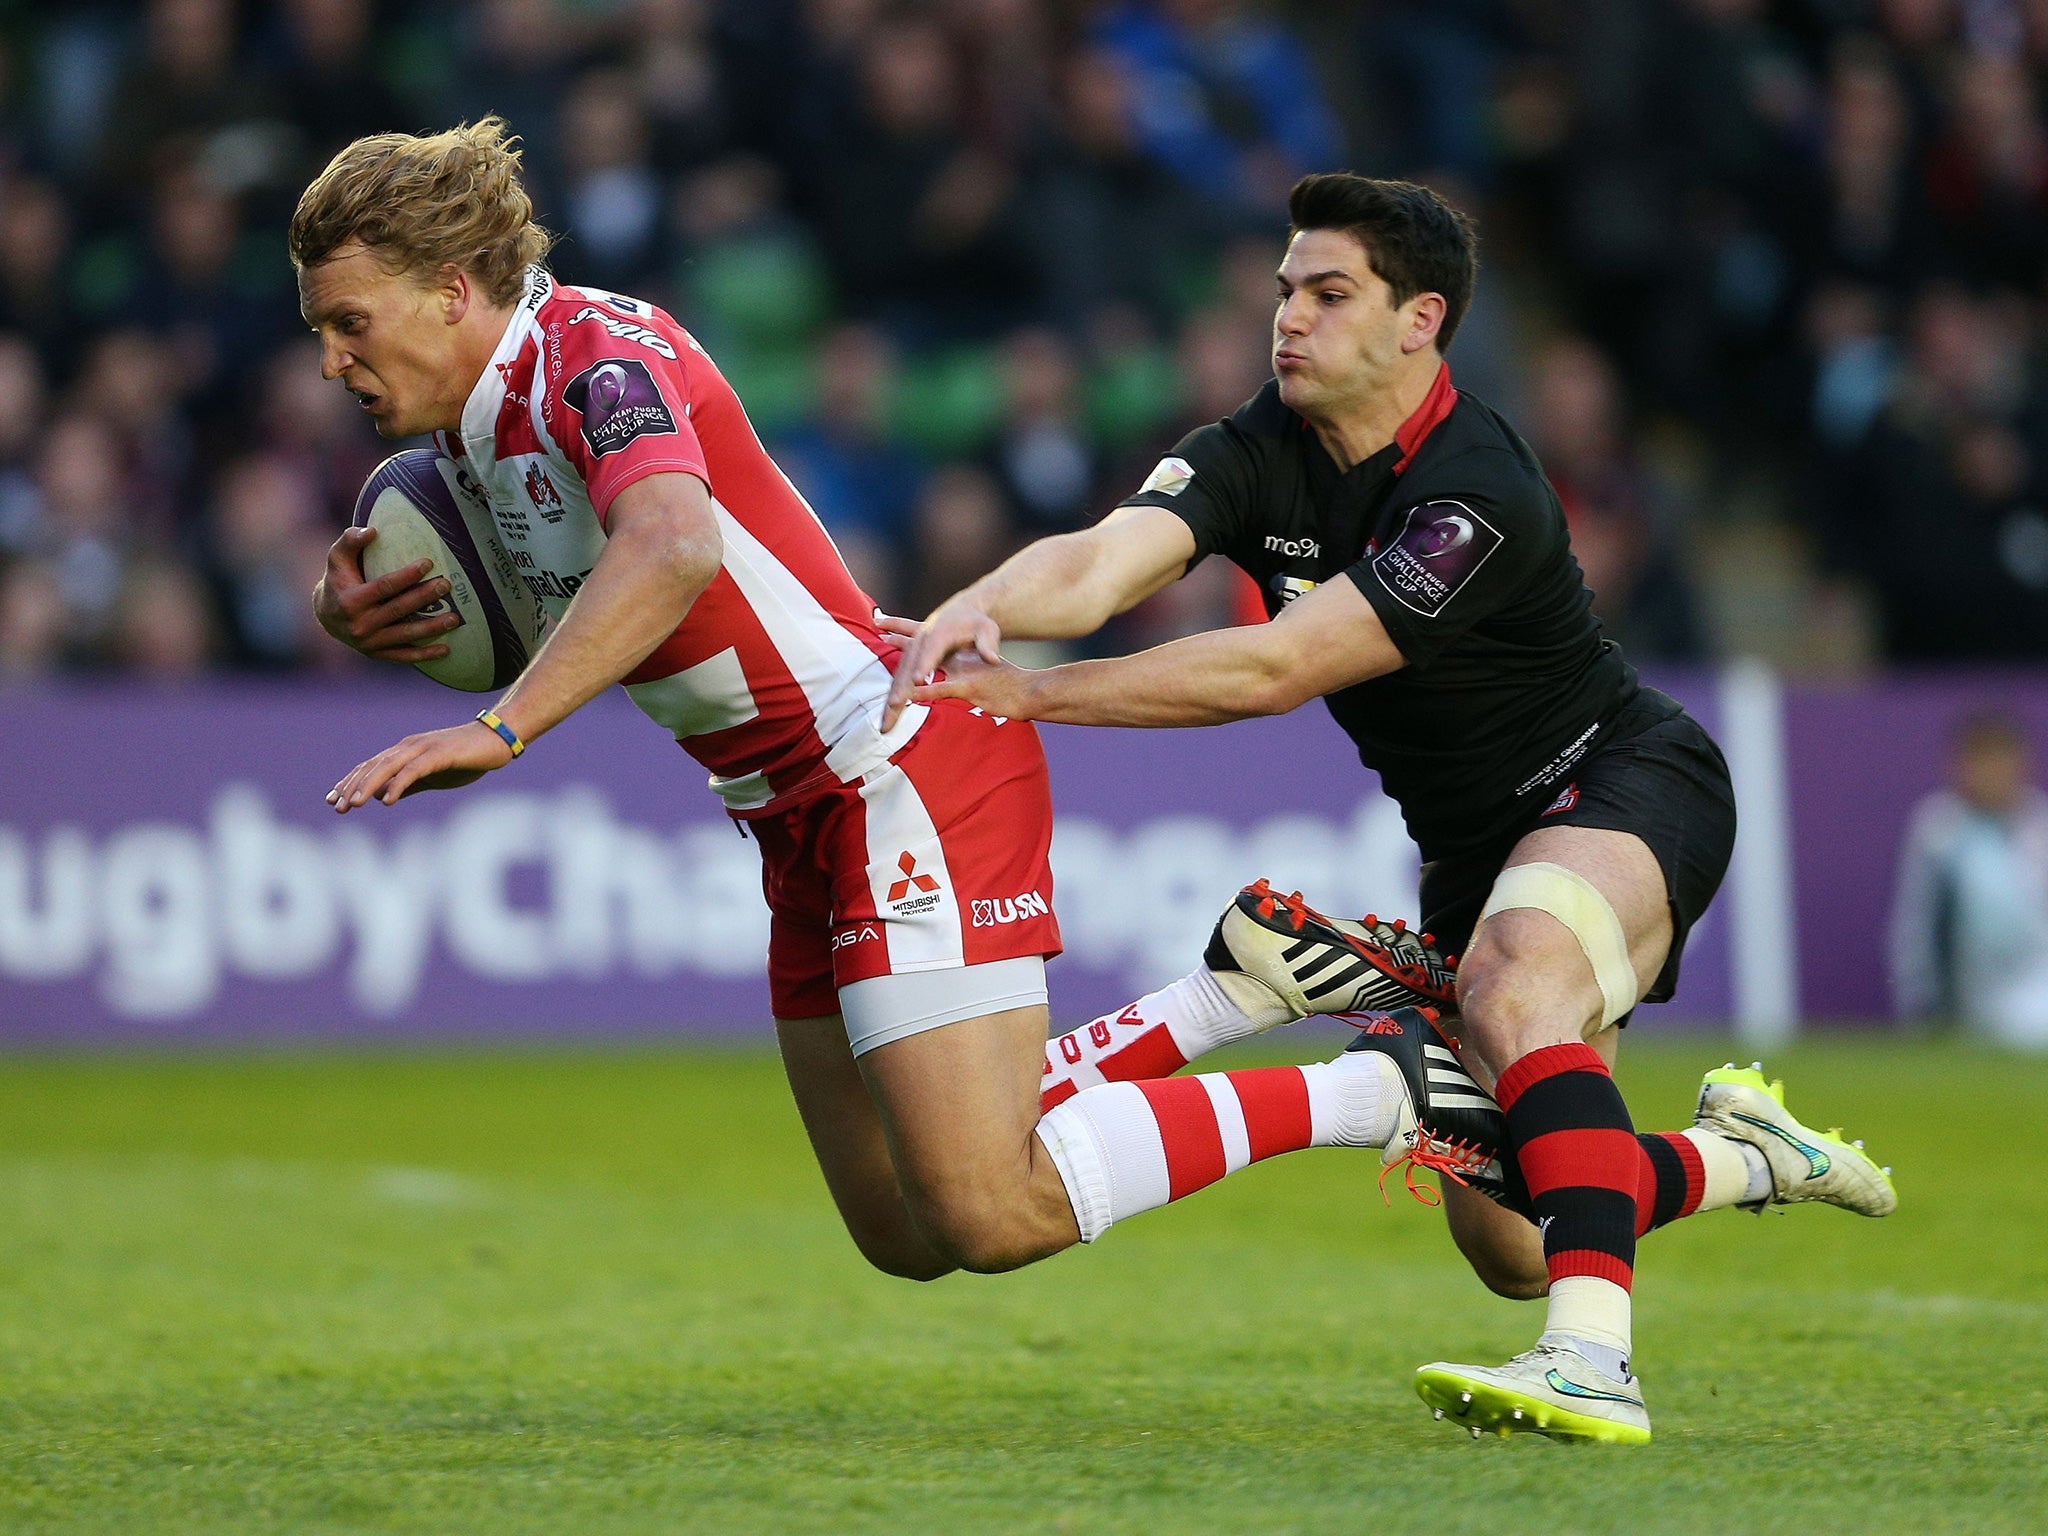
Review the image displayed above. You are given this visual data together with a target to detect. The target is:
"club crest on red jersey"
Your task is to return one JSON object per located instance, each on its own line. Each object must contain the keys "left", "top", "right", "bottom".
{"left": 524, "top": 463, "right": 565, "bottom": 522}
{"left": 563, "top": 357, "right": 678, "bottom": 458}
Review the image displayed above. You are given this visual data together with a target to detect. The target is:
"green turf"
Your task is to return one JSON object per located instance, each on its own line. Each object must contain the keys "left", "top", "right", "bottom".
{"left": 1, "top": 1036, "right": 2043, "bottom": 1534}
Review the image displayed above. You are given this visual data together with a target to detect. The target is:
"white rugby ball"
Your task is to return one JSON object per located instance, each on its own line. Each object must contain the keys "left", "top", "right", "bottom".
{"left": 351, "top": 451, "right": 547, "bottom": 692}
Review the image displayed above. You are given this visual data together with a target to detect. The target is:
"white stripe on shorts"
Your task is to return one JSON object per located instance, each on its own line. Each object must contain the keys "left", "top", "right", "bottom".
{"left": 856, "top": 759, "right": 962, "bottom": 972}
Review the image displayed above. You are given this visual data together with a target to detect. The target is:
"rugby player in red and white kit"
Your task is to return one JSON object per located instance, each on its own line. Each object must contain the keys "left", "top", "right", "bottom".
{"left": 295, "top": 122, "right": 1447, "bottom": 1281}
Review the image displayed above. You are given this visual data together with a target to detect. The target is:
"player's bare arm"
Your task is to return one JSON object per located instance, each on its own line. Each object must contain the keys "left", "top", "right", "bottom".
{"left": 881, "top": 505, "right": 1196, "bottom": 729}
{"left": 915, "top": 574, "right": 1406, "bottom": 727}
{"left": 327, "top": 472, "right": 720, "bottom": 811}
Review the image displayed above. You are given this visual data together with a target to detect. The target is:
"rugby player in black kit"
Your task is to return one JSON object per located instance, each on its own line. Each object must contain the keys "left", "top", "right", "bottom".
{"left": 885, "top": 174, "right": 1895, "bottom": 1444}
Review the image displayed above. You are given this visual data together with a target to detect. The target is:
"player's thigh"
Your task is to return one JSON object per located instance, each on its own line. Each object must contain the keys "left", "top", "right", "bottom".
{"left": 1458, "top": 824, "right": 1671, "bottom": 1054}
{"left": 854, "top": 1002, "right": 1080, "bottom": 1266}
{"left": 776, "top": 1015, "right": 953, "bottom": 1281}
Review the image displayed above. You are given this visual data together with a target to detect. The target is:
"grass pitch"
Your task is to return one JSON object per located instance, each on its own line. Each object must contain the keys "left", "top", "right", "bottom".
{"left": 0, "top": 1036, "right": 2043, "bottom": 1535}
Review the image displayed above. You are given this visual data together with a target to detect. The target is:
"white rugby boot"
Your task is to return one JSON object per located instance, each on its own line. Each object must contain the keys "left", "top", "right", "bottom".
{"left": 1416, "top": 1342, "right": 1651, "bottom": 1445}
{"left": 1694, "top": 1063, "right": 1897, "bottom": 1217}
{"left": 1202, "top": 879, "right": 1459, "bottom": 1021}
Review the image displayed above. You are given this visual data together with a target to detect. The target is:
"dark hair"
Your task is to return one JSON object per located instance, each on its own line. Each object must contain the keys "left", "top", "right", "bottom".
{"left": 1287, "top": 173, "right": 1478, "bottom": 351}
{"left": 1951, "top": 709, "right": 2029, "bottom": 757}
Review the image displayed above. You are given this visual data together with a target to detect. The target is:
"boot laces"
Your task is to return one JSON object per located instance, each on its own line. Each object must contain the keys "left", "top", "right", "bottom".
{"left": 1377, "top": 1129, "right": 1493, "bottom": 1208}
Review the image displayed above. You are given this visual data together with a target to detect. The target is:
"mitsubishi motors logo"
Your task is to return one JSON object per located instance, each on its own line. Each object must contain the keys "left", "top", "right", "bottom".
{"left": 886, "top": 852, "right": 943, "bottom": 915}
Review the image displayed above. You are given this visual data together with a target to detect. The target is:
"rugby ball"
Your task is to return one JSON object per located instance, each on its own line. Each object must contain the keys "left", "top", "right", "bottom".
{"left": 351, "top": 451, "right": 547, "bottom": 692}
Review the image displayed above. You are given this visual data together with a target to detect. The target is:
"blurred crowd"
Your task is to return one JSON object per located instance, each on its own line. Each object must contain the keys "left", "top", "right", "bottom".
{"left": 5, "top": 0, "right": 2048, "bottom": 679}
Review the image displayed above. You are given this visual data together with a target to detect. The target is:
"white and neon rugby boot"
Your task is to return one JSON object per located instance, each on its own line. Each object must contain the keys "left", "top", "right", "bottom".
{"left": 1415, "top": 1343, "right": 1651, "bottom": 1445}
{"left": 1203, "top": 879, "right": 1460, "bottom": 1021}
{"left": 1695, "top": 1063, "right": 1897, "bottom": 1216}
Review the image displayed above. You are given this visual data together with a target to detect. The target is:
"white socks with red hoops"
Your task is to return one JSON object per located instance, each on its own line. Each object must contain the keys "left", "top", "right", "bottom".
{"left": 1035, "top": 1050, "right": 1403, "bottom": 1242}
{"left": 1039, "top": 968, "right": 1293, "bottom": 1113}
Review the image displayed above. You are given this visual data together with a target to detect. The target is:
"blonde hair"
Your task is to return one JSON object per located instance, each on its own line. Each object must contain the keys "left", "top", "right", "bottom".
{"left": 288, "top": 118, "right": 554, "bottom": 306}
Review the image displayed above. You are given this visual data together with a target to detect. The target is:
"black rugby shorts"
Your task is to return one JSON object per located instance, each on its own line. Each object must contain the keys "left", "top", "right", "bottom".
{"left": 1416, "top": 701, "right": 1737, "bottom": 1014}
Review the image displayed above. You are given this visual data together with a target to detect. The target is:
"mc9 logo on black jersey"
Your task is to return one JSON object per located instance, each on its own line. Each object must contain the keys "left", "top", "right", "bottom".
{"left": 1371, "top": 500, "right": 1502, "bottom": 617}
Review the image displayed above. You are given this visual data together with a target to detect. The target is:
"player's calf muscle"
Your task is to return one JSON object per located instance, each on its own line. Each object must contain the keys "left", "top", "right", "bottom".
{"left": 895, "top": 1139, "right": 1079, "bottom": 1273}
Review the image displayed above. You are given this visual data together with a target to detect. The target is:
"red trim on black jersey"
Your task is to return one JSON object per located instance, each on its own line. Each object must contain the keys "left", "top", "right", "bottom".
{"left": 1392, "top": 361, "right": 1457, "bottom": 476}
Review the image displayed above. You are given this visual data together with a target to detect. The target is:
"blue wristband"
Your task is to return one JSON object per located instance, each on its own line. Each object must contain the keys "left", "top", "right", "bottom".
{"left": 475, "top": 709, "right": 525, "bottom": 758}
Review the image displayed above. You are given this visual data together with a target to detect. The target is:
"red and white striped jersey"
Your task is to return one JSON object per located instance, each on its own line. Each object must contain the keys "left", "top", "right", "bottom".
{"left": 441, "top": 267, "right": 926, "bottom": 814}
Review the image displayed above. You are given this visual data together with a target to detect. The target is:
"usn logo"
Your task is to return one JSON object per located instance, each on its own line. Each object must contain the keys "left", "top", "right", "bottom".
{"left": 563, "top": 358, "right": 679, "bottom": 458}
{"left": 971, "top": 892, "right": 1049, "bottom": 928}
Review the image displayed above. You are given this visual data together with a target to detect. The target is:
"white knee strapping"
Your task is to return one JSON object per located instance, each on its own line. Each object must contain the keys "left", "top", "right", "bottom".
{"left": 1478, "top": 861, "right": 1639, "bottom": 1027}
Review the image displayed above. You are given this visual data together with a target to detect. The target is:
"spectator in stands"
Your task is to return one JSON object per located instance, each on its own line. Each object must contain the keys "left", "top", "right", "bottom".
{"left": 1925, "top": 49, "right": 2048, "bottom": 289}
{"left": 1891, "top": 711, "right": 2048, "bottom": 1047}
{"left": 1805, "top": 37, "right": 1938, "bottom": 296}
{"left": 0, "top": 558, "right": 67, "bottom": 675}
{"left": 128, "top": 165, "right": 270, "bottom": 412}
{"left": 272, "top": 0, "right": 410, "bottom": 181}
{"left": 557, "top": 70, "right": 667, "bottom": 293}
{"left": 1834, "top": 284, "right": 2048, "bottom": 658}
{"left": 92, "top": 0, "right": 278, "bottom": 204}
{"left": 1091, "top": 0, "right": 1341, "bottom": 231}
{"left": 632, "top": 0, "right": 729, "bottom": 175}
{"left": 771, "top": 324, "right": 923, "bottom": 610}
{"left": 1525, "top": 336, "right": 1707, "bottom": 660}
{"left": 35, "top": 415, "right": 131, "bottom": 663}
{"left": 204, "top": 452, "right": 329, "bottom": 669}
{"left": 74, "top": 331, "right": 195, "bottom": 544}
{"left": 818, "top": 15, "right": 1036, "bottom": 339}
{"left": 117, "top": 557, "right": 218, "bottom": 675}
{"left": 986, "top": 328, "right": 1096, "bottom": 537}
{"left": 257, "top": 338, "right": 385, "bottom": 529}
{"left": 0, "top": 336, "right": 45, "bottom": 559}
{"left": 907, "top": 464, "right": 1012, "bottom": 620}
{"left": 0, "top": 179, "right": 78, "bottom": 379}
{"left": 3, "top": 0, "right": 2048, "bottom": 675}
{"left": 1027, "top": 44, "right": 1181, "bottom": 332}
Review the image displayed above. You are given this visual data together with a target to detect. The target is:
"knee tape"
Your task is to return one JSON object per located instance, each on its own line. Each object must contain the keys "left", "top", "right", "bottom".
{"left": 1478, "top": 861, "right": 1639, "bottom": 1027}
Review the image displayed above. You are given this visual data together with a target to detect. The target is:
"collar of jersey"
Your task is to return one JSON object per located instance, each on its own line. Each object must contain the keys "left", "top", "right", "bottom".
{"left": 459, "top": 264, "right": 555, "bottom": 461}
{"left": 1392, "top": 360, "right": 1457, "bottom": 475}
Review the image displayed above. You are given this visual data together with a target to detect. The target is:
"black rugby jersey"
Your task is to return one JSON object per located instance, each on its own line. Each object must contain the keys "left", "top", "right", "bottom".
{"left": 1120, "top": 364, "right": 1668, "bottom": 859}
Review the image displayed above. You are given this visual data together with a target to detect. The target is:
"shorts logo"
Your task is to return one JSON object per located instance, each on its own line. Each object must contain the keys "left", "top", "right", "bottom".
{"left": 971, "top": 892, "right": 1050, "bottom": 928}
{"left": 886, "top": 852, "right": 943, "bottom": 915}
{"left": 563, "top": 357, "right": 679, "bottom": 458}
{"left": 1140, "top": 456, "right": 1196, "bottom": 497}
{"left": 1372, "top": 500, "right": 1502, "bottom": 617}
{"left": 831, "top": 923, "right": 882, "bottom": 952}
{"left": 1544, "top": 783, "right": 1579, "bottom": 816}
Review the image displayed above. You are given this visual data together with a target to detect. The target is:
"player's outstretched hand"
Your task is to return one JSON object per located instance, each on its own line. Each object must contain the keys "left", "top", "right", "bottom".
{"left": 909, "top": 648, "right": 1037, "bottom": 720}
{"left": 881, "top": 599, "right": 1003, "bottom": 731}
{"left": 326, "top": 721, "right": 514, "bottom": 813}
{"left": 313, "top": 526, "right": 462, "bottom": 663}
